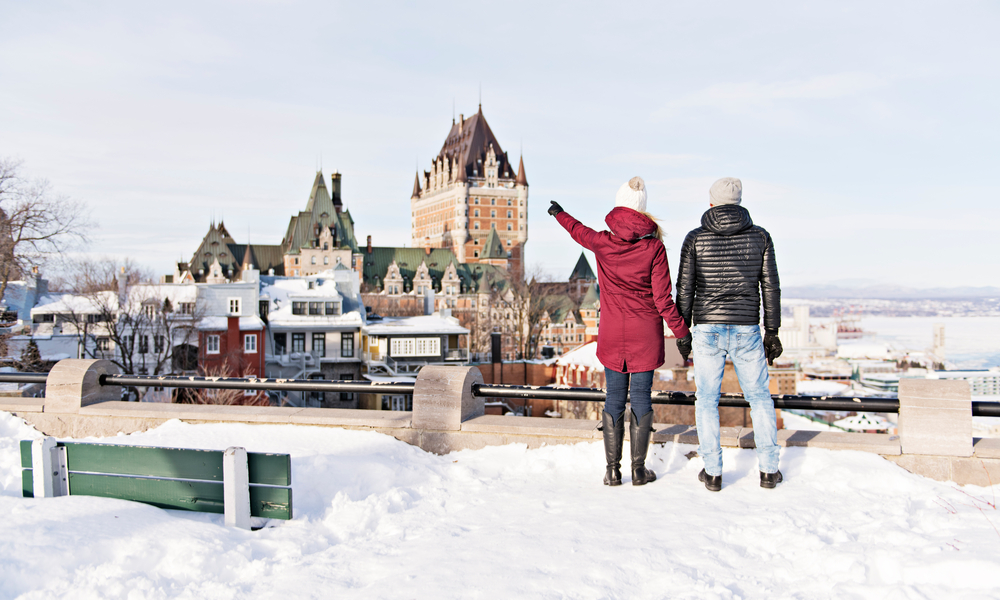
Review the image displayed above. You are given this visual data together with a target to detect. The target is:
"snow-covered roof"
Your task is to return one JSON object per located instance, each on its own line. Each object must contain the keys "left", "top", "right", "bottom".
{"left": 197, "top": 316, "right": 266, "bottom": 331}
{"left": 796, "top": 380, "right": 850, "bottom": 396}
{"left": 363, "top": 315, "right": 468, "bottom": 336}
{"left": 833, "top": 412, "right": 892, "bottom": 432}
{"left": 362, "top": 374, "right": 417, "bottom": 383}
{"left": 31, "top": 284, "right": 198, "bottom": 316}
{"left": 32, "top": 291, "right": 115, "bottom": 315}
{"left": 261, "top": 274, "right": 363, "bottom": 328}
{"left": 554, "top": 342, "right": 604, "bottom": 370}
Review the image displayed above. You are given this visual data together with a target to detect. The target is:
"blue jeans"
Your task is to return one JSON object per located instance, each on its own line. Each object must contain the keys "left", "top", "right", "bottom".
{"left": 693, "top": 324, "right": 779, "bottom": 476}
{"left": 604, "top": 368, "right": 654, "bottom": 418}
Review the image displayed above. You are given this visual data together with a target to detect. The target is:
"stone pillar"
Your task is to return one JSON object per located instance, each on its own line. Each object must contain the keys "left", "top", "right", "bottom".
{"left": 411, "top": 365, "right": 484, "bottom": 431}
{"left": 898, "top": 379, "right": 972, "bottom": 457}
{"left": 44, "top": 359, "right": 122, "bottom": 413}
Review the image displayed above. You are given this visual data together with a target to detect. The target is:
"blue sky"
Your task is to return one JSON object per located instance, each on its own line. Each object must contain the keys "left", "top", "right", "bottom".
{"left": 1, "top": 1, "right": 998, "bottom": 287}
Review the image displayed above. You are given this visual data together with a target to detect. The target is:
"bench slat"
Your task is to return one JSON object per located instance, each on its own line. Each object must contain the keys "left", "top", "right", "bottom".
{"left": 64, "top": 443, "right": 225, "bottom": 481}
{"left": 22, "top": 442, "right": 291, "bottom": 486}
{"left": 20, "top": 440, "right": 31, "bottom": 469}
{"left": 248, "top": 452, "right": 292, "bottom": 487}
{"left": 21, "top": 470, "right": 292, "bottom": 519}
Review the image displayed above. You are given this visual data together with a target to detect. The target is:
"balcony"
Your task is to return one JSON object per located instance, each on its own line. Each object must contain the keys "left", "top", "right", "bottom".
{"left": 445, "top": 348, "right": 468, "bottom": 361}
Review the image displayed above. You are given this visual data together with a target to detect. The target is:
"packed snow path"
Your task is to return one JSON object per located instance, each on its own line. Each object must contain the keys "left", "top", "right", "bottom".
{"left": 1, "top": 412, "right": 998, "bottom": 599}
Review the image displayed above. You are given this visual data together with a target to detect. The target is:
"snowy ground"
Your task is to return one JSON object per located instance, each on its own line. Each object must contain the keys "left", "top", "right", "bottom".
{"left": 2, "top": 412, "right": 1000, "bottom": 599}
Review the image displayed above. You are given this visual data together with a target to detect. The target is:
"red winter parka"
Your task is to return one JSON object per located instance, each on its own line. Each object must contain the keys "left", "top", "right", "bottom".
{"left": 556, "top": 208, "right": 689, "bottom": 373}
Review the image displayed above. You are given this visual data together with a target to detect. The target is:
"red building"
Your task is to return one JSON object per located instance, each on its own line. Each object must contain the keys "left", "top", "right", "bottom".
{"left": 197, "top": 315, "right": 266, "bottom": 403}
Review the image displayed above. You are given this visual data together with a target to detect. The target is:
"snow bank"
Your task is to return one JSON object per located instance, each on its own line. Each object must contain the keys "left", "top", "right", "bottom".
{"left": 1, "top": 412, "right": 999, "bottom": 598}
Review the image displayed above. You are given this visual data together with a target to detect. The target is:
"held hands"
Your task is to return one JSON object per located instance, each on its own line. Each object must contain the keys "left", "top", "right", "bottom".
{"left": 763, "top": 331, "right": 783, "bottom": 366}
{"left": 547, "top": 201, "right": 563, "bottom": 217}
{"left": 676, "top": 334, "right": 692, "bottom": 363}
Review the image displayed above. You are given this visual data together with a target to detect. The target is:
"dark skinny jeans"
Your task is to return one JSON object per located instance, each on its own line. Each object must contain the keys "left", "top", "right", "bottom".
{"left": 604, "top": 368, "right": 654, "bottom": 419}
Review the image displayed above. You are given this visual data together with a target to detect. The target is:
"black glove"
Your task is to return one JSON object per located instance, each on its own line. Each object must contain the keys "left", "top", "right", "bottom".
{"left": 763, "top": 331, "right": 782, "bottom": 366}
{"left": 547, "top": 201, "right": 563, "bottom": 217}
{"left": 676, "top": 334, "right": 692, "bottom": 363}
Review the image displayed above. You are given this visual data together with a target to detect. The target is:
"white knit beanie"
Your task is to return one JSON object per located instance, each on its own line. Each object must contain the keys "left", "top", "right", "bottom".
{"left": 709, "top": 177, "right": 742, "bottom": 205}
{"left": 615, "top": 176, "right": 647, "bottom": 213}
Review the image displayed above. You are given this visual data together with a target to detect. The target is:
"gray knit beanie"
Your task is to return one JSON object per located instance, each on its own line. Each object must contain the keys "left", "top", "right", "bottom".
{"left": 709, "top": 177, "right": 742, "bottom": 205}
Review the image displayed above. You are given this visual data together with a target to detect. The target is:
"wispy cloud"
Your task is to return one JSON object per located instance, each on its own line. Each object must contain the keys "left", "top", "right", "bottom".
{"left": 602, "top": 152, "right": 709, "bottom": 167}
{"left": 655, "top": 72, "right": 886, "bottom": 119}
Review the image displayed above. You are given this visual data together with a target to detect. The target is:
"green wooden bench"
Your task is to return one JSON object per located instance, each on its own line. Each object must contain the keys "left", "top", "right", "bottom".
{"left": 21, "top": 437, "right": 292, "bottom": 529}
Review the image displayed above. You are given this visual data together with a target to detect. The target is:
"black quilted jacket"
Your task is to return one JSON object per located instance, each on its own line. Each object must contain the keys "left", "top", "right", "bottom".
{"left": 675, "top": 205, "right": 781, "bottom": 332}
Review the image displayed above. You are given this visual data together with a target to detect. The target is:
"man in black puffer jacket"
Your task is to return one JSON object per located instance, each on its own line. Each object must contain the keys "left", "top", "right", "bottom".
{"left": 675, "top": 177, "right": 784, "bottom": 492}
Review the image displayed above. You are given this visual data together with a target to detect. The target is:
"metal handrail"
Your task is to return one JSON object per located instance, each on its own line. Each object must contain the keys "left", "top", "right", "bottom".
{"left": 101, "top": 374, "right": 415, "bottom": 394}
{"left": 1, "top": 372, "right": 998, "bottom": 417}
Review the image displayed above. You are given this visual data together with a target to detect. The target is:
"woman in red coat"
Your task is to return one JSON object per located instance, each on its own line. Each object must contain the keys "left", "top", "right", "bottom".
{"left": 549, "top": 177, "right": 689, "bottom": 486}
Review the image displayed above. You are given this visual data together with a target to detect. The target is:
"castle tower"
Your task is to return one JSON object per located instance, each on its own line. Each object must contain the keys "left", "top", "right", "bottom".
{"left": 410, "top": 106, "right": 528, "bottom": 277}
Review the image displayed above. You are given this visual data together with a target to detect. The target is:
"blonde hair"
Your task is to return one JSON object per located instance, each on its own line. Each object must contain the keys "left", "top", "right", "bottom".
{"left": 640, "top": 211, "right": 664, "bottom": 241}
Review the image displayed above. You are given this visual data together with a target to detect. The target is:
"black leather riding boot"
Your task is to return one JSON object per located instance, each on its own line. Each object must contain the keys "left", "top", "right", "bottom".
{"left": 629, "top": 408, "right": 657, "bottom": 486}
{"left": 602, "top": 410, "right": 624, "bottom": 486}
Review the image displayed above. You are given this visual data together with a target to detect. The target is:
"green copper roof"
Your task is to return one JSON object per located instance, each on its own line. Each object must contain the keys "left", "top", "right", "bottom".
{"left": 480, "top": 225, "right": 506, "bottom": 260}
{"left": 580, "top": 282, "right": 600, "bottom": 308}
{"left": 570, "top": 252, "right": 596, "bottom": 281}
{"left": 361, "top": 246, "right": 513, "bottom": 294}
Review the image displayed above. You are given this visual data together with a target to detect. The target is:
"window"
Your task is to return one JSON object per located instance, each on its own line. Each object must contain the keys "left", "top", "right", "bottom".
{"left": 491, "top": 210, "right": 496, "bottom": 218}
{"left": 143, "top": 304, "right": 155, "bottom": 318}
{"left": 244, "top": 334, "right": 257, "bottom": 353}
{"left": 491, "top": 199, "right": 496, "bottom": 205}
{"left": 311, "top": 256, "right": 316, "bottom": 265}
{"left": 292, "top": 302, "right": 306, "bottom": 315}
{"left": 228, "top": 298, "right": 241, "bottom": 315}
{"left": 273, "top": 332, "right": 287, "bottom": 354}
{"left": 474, "top": 209, "right": 480, "bottom": 217}
{"left": 341, "top": 334, "right": 354, "bottom": 357}
{"left": 340, "top": 373, "right": 354, "bottom": 402}
{"left": 325, "top": 302, "right": 341, "bottom": 316}
{"left": 154, "top": 335, "right": 164, "bottom": 353}
{"left": 323, "top": 256, "right": 329, "bottom": 265}
{"left": 474, "top": 222, "right": 480, "bottom": 230}
{"left": 259, "top": 301, "right": 269, "bottom": 320}
{"left": 507, "top": 199, "right": 512, "bottom": 206}
{"left": 312, "top": 333, "right": 326, "bottom": 355}
{"left": 390, "top": 337, "right": 440, "bottom": 357}
{"left": 180, "top": 302, "right": 195, "bottom": 315}
{"left": 473, "top": 251, "right": 479, "bottom": 257}
{"left": 87, "top": 314, "right": 107, "bottom": 324}
{"left": 206, "top": 335, "right": 220, "bottom": 354}
{"left": 291, "top": 333, "right": 306, "bottom": 353}
{"left": 138, "top": 336, "right": 149, "bottom": 354}
{"left": 309, "top": 302, "right": 322, "bottom": 315}
{"left": 294, "top": 257, "right": 299, "bottom": 265}
{"left": 507, "top": 210, "right": 512, "bottom": 218}
{"left": 507, "top": 224, "right": 512, "bottom": 231}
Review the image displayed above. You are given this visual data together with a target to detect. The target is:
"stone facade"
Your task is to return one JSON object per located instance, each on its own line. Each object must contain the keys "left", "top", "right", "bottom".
{"left": 410, "top": 106, "right": 528, "bottom": 277}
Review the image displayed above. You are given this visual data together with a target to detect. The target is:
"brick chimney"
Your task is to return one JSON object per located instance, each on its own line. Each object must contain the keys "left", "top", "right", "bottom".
{"left": 367, "top": 235, "right": 372, "bottom": 254}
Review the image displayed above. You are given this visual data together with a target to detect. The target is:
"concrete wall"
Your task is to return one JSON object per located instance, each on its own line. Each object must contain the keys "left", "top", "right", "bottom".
{"left": 2, "top": 359, "right": 998, "bottom": 486}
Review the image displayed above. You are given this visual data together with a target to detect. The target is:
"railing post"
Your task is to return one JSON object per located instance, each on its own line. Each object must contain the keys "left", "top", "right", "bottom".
{"left": 44, "top": 359, "right": 122, "bottom": 413}
{"left": 411, "top": 365, "right": 484, "bottom": 431}
{"left": 898, "top": 379, "right": 972, "bottom": 457}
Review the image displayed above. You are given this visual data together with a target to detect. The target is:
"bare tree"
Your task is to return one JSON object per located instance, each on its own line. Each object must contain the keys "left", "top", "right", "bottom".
{"left": 0, "top": 158, "right": 89, "bottom": 302}
{"left": 59, "top": 258, "right": 200, "bottom": 378}
{"left": 509, "top": 265, "right": 555, "bottom": 360}
{"left": 192, "top": 363, "right": 268, "bottom": 406}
